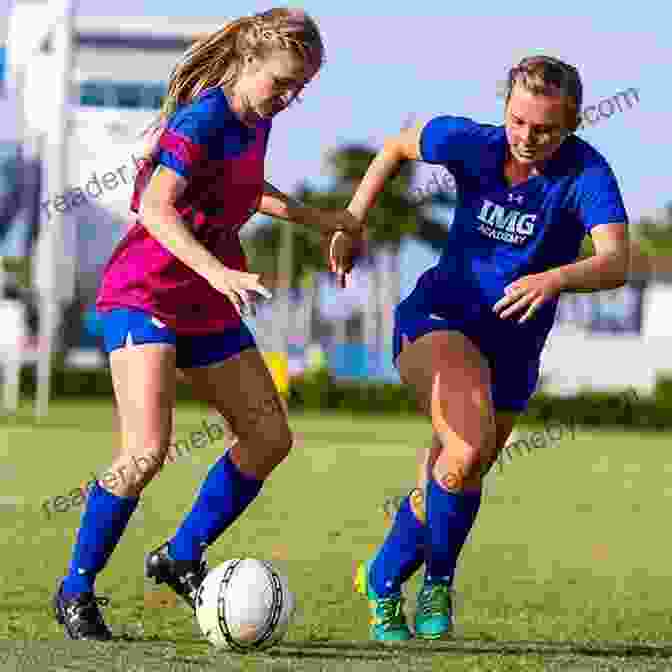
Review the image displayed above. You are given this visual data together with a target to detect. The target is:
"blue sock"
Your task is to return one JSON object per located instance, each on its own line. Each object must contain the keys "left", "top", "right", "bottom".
{"left": 169, "top": 450, "right": 263, "bottom": 563}
{"left": 62, "top": 482, "right": 139, "bottom": 599}
{"left": 425, "top": 476, "right": 482, "bottom": 586}
{"left": 369, "top": 492, "right": 425, "bottom": 597}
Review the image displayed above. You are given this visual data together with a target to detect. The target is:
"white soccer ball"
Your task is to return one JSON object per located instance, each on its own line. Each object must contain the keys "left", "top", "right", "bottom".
{"left": 195, "top": 558, "right": 294, "bottom": 652}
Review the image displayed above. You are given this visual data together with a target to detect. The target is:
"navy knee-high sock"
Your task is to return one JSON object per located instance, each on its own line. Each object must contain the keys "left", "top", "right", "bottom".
{"left": 369, "top": 491, "right": 426, "bottom": 597}
{"left": 169, "top": 450, "right": 263, "bottom": 563}
{"left": 425, "top": 476, "right": 482, "bottom": 586}
{"left": 62, "top": 482, "right": 139, "bottom": 599}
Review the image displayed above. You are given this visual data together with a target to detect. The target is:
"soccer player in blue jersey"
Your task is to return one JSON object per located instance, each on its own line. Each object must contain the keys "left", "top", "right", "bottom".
{"left": 344, "top": 56, "right": 630, "bottom": 641}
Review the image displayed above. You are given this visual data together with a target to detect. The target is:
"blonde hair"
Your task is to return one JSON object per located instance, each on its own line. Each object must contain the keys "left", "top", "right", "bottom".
{"left": 150, "top": 8, "right": 324, "bottom": 129}
{"left": 504, "top": 55, "right": 583, "bottom": 125}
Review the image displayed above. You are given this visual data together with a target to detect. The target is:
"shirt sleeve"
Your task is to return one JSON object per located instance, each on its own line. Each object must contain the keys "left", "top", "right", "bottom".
{"left": 574, "top": 161, "right": 629, "bottom": 233}
{"left": 419, "top": 115, "right": 485, "bottom": 173}
{"left": 154, "top": 114, "right": 214, "bottom": 180}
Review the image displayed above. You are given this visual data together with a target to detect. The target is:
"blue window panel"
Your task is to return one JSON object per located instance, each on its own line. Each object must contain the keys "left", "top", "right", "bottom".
{"left": 143, "top": 84, "right": 166, "bottom": 110}
{"left": 79, "top": 82, "right": 107, "bottom": 107}
{"left": 115, "top": 83, "right": 143, "bottom": 109}
{"left": 79, "top": 81, "right": 166, "bottom": 109}
{"left": 0, "top": 47, "right": 6, "bottom": 95}
{"left": 0, "top": 141, "right": 20, "bottom": 199}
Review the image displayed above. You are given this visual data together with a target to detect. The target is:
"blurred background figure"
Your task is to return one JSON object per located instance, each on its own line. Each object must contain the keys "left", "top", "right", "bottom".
{"left": 0, "top": 259, "right": 27, "bottom": 413}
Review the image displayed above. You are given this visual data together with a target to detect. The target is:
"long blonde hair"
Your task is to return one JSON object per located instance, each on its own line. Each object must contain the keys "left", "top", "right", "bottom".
{"left": 149, "top": 8, "right": 324, "bottom": 130}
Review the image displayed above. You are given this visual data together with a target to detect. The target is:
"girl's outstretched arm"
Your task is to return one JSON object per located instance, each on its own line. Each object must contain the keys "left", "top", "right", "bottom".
{"left": 347, "top": 120, "right": 426, "bottom": 223}
{"left": 258, "top": 181, "right": 362, "bottom": 235}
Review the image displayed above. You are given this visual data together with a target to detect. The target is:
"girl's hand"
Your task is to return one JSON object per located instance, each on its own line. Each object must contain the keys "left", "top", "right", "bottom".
{"left": 325, "top": 229, "right": 366, "bottom": 288}
{"left": 493, "top": 269, "right": 565, "bottom": 323}
{"left": 209, "top": 268, "right": 272, "bottom": 317}
{"left": 320, "top": 208, "right": 362, "bottom": 236}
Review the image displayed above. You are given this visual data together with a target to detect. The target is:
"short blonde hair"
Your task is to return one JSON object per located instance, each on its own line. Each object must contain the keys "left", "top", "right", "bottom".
{"left": 504, "top": 55, "right": 583, "bottom": 124}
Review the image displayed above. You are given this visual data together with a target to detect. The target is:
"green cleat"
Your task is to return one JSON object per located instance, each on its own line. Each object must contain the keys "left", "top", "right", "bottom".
{"left": 354, "top": 561, "right": 412, "bottom": 642}
{"left": 414, "top": 582, "right": 454, "bottom": 639}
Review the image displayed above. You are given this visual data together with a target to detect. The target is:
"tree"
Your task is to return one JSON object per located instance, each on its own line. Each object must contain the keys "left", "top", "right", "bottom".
{"left": 244, "top": 143, "right": 456, "bottom": 285}
{"left": 243, "top": 142, "right": 457, "bottom": 362}
{"left": 634, "top": 201, "right": 672, "bottom": 255}
{"left": 574, "top": 203, "right": 671, "bottom": 280}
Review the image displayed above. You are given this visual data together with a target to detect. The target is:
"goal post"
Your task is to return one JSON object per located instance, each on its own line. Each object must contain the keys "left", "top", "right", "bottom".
{"left": 5, "top": 0, "right": 79, "bottom": 418}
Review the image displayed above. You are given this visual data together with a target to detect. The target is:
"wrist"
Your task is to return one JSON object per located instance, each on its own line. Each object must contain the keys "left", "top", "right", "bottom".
{"left": 200, "top": 258, "right": 229, "bottom": 284}
{"left": 345, "top": 205, "right": 365, "bottom": 232}
{"left": 333, "top": 223, "right": 364, "bottom": 238}
{"left": 550, "top": 266, "right": 569, "bottom": 293}
{"left": 287, "top": 201, "right": 320, "bottom": 229}
{"left": 318, "top": 208, "right": 364, "bottom": 237}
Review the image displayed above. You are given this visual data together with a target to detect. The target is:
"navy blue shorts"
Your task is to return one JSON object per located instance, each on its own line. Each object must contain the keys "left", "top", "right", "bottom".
{"left": 101, "top": 308, "right": 256, "bottom": 369}
{"left": 393, "top": 277, "right": 541, "bottom": 413}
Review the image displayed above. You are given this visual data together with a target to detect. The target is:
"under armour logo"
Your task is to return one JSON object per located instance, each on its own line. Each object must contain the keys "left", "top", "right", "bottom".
{"left": 508, "top": 193, "right": 524, "bottom": 204}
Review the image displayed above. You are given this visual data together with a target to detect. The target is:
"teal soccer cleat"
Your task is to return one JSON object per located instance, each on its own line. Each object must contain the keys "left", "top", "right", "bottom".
{"left": 414, "top": 582, "right": 454, "bottom": 639}
{"left": 354, "top": 560, "right": 412, "bottom": 642}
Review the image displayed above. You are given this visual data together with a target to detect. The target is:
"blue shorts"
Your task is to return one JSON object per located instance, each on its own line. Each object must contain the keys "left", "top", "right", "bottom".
{"left": 101, "top": 308, "right": 256, "bottom": 369}
{"left": 393, "top": 275, "right": 541, "bottom": 413}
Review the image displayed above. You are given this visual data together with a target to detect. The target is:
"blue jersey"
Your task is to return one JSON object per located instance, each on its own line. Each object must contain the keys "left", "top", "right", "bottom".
{"left": 98, "top": 88, "right": 271, "bottom": 334}
{"left": 418, "top": 115, "right": 628, "bottom": 354}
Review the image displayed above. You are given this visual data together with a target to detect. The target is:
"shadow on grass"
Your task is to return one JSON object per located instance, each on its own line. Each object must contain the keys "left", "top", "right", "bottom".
{"left": 266, "top": 637, "right": 672, "bottom": 661}
{"left": 0, "top": 415, "right": 110, "bottom": 430}
{"left": 114, "top": 632, "right": 672, "bottom": 660}
{"left": 2, "top": 636, "right": 671, "bottom": 672}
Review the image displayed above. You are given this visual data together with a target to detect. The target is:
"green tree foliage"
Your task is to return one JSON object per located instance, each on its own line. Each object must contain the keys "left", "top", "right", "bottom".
{"left": 635, "top": 201, "right": 672, "bottom": 255}
{"left": 244, "top": 144, "right": 456, "bottom": 286}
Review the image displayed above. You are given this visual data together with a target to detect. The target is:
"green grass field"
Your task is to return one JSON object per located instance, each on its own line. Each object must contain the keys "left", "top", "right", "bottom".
{"left": 1, "top": 400, "right": 671, "bottom": 671}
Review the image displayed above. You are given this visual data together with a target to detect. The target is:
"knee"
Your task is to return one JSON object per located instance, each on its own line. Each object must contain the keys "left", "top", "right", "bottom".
{"left": 109, "top": 447, "right": 168, "bottom": 496}
{"left": 135, "top": 449, "right": 168, "bottom": 480}
{"left": 431, "top": 437, "right": 494, "bottom": 491}
{"left": 432, "top": 457, "right": 471, "bottom": 490}
{"left": 246, "top": 397, "right": 293, "bottom": 463}
{"left": 432, "top": 458, "right": 484, "bottom": 491}
{"left": 232, "top": 422, "right": 292, "bottom": 481}
{"left": 267, "top": 423, "right": 293, "bottom": 463}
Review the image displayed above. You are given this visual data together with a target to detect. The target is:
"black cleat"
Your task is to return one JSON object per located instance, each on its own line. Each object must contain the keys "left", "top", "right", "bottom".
{"left": 53, "top": 582, "right": 112, "bottom": 641}
{"left": 145, "top": 542, "right": 207, "bottom": 610}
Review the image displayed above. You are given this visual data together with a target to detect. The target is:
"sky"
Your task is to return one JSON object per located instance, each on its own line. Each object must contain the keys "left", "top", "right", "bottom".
{"left": 3, "top": 0, "right": 668, "bottom": 220}
{"left": 1, "top": 0, "right": 670, "bottom": 286}
{"left": 54, "top": 0, "right": 668, "bottom": 223}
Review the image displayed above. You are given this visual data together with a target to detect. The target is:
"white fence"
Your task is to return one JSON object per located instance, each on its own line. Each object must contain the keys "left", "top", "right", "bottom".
{"left": 541, "top": 283, "right": 672, "bottom": 395}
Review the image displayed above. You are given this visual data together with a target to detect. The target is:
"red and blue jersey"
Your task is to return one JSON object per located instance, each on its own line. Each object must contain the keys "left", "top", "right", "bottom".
{"left": 96, "top": 87, "right": 271, "bottom": 334}
{"left": 417, "top": 115, "right": 629, "bottom": 355}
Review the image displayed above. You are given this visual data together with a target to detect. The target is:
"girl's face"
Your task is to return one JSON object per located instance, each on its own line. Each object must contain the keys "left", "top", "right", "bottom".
{"left": 504, "top": 82, "right": 576, "bottom": 166}
{"left": 232, "top": 49, "right": 316, "bottom": 124}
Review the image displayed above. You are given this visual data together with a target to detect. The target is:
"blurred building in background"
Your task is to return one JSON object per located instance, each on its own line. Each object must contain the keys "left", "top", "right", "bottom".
{"left": 0, "top": 5, "right": 214, "bottom": 368}
{"left": 0, "top": 2, "right": 669, "bottom": 398}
